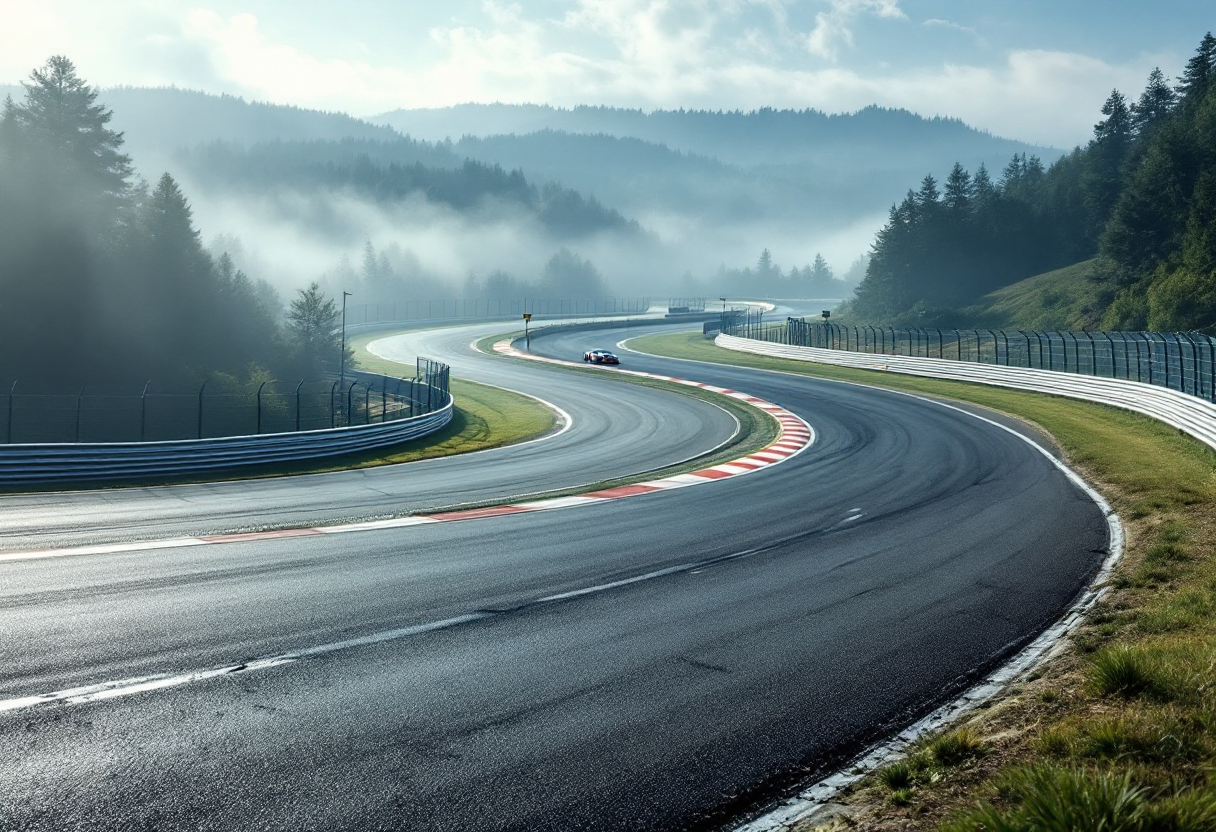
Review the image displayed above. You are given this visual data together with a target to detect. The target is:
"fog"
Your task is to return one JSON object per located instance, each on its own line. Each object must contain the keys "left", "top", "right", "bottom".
{"left": 95, "top": 89, "right": 1056, "bottom": 308}
{"left": 177, "top": 171, "right": 885, "bottom": 303}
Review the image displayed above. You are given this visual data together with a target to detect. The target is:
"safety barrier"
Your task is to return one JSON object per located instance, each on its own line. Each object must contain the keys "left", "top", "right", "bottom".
{"left": 0, "top": 400, "right": 452, "bottom": 487}
{"left": 716, "top": 334, "right": 1216, "bottom": 453}
{"left": 0, "top": 360, "right": 453, "bottom": 487}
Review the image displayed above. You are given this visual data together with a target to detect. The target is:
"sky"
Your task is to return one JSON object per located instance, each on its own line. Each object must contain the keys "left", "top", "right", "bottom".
{"left": 3, "top": 1, "right": 1213, "bottom": 148}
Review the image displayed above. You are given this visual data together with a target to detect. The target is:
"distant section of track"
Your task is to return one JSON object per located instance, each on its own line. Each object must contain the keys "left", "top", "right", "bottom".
{"left": 0, "top": 320, "right": 1110, "bottom": 832}
{"left": 0, "top": 321, "right": 736, "bottom": 551}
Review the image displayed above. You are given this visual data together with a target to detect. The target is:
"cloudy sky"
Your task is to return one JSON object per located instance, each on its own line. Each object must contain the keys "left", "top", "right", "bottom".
{"left": 3, "top": 1, "right": 1212, "bottom": 147}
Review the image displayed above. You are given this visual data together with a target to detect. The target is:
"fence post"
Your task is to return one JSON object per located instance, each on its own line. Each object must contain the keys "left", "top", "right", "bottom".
{"left": 74, "top": 384, "right": 85, "bottom": 443}
{"left": 347, "top": 382, "right": 357, "bottom": 425}
{"left": 1164, "top": 334, "right": 1174, "bottom": 389}
{"left": 256, "top": 381, "right": 268, "bottom": 434}
{"left": 364, "top": 384, "right": 371, "bottom": 425}
{"left": 140, "top": 381, "right": 151, "bottom": 441}
{"left": 295, "top": 381, "right": 303, "bottom": 431}
{"left": 197, "top": 380, "right": 208, "bottom": 439}
{"left": 330, "top": 380, "right": 339, "bottom": 428}
{"left": 1101, "top": 332, "right": 1117, "bottom": 378}
{"left": 1208, "top": 336, "right": 1216, "bottom": 401}
{"left": 1188, "top": 333, "right": 1201, "bottom": 397}
{"left": 5, "top": 380, "right": 14, "bottom": 444}
{"left": 1082, "top": 330, "right": 1096, "bottom": 376}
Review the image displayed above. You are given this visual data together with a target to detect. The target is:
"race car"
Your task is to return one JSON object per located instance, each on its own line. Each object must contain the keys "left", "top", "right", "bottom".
{"left": 582, "top": 349, "right": 621, "bottom": 365}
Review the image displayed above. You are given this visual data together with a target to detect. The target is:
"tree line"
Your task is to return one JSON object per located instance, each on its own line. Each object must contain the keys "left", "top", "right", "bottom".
{"left": 703, "top": 250, "right": 860, "bottom": 299}
{"left": 180, "top": 139, "right": 643, "bottom": 239}
{"left": 0, "top": 57, "right": 371, "bottom": 388}
{"left": 848, "top": 32, "right": 1216, "bottom": 332}
{"left": 318, "top": 241, "right": 611, "bottom": 305}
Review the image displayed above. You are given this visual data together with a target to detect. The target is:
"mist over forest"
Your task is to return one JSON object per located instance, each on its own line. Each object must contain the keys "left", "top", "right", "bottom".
{"left": 0, "top": 79, "right": 1054, "bottom": 306}
{"left": 0, "top": 49, "right": 1108, "bottom": 387}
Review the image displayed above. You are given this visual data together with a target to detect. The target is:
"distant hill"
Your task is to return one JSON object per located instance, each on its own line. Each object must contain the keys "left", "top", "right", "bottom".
{"left": 0, "top": 84, "right": 1070, "bottom": 296}
{"left": 373, "top": 103, "right": 1056, "bottom": 171}
{"left": 374, "top": 103, "right": 1060, "bottom": 260}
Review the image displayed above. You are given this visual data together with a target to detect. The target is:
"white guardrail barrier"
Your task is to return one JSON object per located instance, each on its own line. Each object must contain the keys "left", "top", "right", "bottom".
{"left": 717, "top": 333, "right": 1216, "bottom": 452}
{"left": 0, "top": 397, "right": 453, "bottom": 486}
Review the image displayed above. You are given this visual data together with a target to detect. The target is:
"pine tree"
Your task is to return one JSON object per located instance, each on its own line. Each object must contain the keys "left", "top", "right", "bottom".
{"left": 943, "top": 163, "right": 972, "bottom": 213}
{"left": 972, "top": 164, "right": 996, "bottom": 204}
{"left": 286, "top": 282, "right": 343, "bottom": 379}
{"left": 1176, "top": 32, "right": 1216, "bottom": 101}
{"left": 4, "top": 56, "right": 131, "bottom": 211}
{"left": 1083, "top": 90, "right": 1133, "bottom": 235}
{"left": 1133, "top": 68, "right": 1177, "bottom": 136}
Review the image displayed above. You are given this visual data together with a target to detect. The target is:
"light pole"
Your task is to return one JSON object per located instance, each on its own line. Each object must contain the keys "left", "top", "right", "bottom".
{"left": 339, "top": 291, "right": 352, "bottom": 419}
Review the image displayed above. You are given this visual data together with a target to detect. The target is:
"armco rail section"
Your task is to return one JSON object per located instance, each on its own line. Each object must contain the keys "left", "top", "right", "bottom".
{"left": 0, "top": 359, "right": 453, "bottom": 486}
{"left": 715, "top": 333, "right": 1216, "bottom": 453}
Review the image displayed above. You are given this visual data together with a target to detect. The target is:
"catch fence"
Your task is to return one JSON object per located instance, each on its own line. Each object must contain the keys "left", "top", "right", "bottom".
{"left": 1, "top": 358, "right": 450, "bottom": 445}
{"left": 725, "top": 311, "right": 1216, "bottom": 403}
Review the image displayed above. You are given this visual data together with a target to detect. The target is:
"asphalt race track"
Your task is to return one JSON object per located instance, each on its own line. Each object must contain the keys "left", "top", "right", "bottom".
{"left": 0, "top": 320, "right": 1110, "bottom": 831}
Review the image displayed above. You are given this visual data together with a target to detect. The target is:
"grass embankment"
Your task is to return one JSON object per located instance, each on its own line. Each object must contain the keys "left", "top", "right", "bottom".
{"left": 958, "top": 259, "right": 1114, "bottom": 331}
{"left": 630, "top": 332, "right": 1216, "bottom": 832}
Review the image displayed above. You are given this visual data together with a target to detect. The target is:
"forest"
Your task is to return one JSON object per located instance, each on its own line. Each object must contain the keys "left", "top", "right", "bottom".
{"left": 0, "top": 58, "right": 645, "bottom": 386}
{"left": 848, "top": 32, "right": 1216, "bottom": 333}
{"left": 0, "top": 57, "right": 343, "bottom": 386}
{"left": 178, "top": 139, "right": 642, "bottom": 240}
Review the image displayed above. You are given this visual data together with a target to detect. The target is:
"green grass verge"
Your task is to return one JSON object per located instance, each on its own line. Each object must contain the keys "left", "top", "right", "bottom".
{"left": 629, "top": 332, "right": 1216, "bottom": 832}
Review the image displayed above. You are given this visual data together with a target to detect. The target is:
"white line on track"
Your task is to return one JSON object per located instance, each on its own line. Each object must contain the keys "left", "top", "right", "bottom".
{"left": 1, "top": 541, "right": 786, "bottom": 714}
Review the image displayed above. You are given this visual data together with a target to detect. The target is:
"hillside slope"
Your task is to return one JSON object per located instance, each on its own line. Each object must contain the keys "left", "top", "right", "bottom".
{"left": 957, "top": 260, "right": 1116, "bottom": 331}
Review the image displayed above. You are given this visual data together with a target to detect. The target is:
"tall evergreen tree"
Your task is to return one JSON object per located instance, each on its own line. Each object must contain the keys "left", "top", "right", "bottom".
{"left": 1176, "top": 32, "right": 1216, "bottom": 101}
{"left": 1132, "top": 68, "right": 1178, "bottom": 136}
{"left": 3, "top": 56, "right": 131, "bottom": 218}
{"left": 286, "top": 282, "right": 344, "bottom": 379}
{"left": 1083, "top": 90, "right": 1133, "bottom": 235}
{"left": 943, "top": 163, "right": 972, "bottom": 214}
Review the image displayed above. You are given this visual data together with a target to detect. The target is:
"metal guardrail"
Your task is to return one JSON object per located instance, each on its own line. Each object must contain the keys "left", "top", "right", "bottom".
{"left": 0, "top": 400, "right": 453, "bottom": 486}
{"left": 716, "top": 334, "right": 1216, "bottom": 453}
{"left": 0, "top": 359, "right": 453, "bottom": 487}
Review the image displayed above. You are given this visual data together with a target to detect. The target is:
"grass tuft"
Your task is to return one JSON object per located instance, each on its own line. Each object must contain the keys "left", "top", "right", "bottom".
{"left": 879, "top": 761, "right": 915, "bottom": 790}
{"left": 944, "top": 766, "right": 1146, "bottom": 832}
{"left": 888, "top": 788, "right": 915, "bottom": 807}
{"left": 925, "top": 727, "right": 988, "bottom": 768}
{"left": 1089, "top": 646, "right": 1162, "bottom": 700}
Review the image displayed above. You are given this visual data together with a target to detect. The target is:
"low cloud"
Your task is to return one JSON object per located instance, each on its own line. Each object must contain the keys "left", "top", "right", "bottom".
{"left": 807, "top": 0, "right": 908, "bottom": 61}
